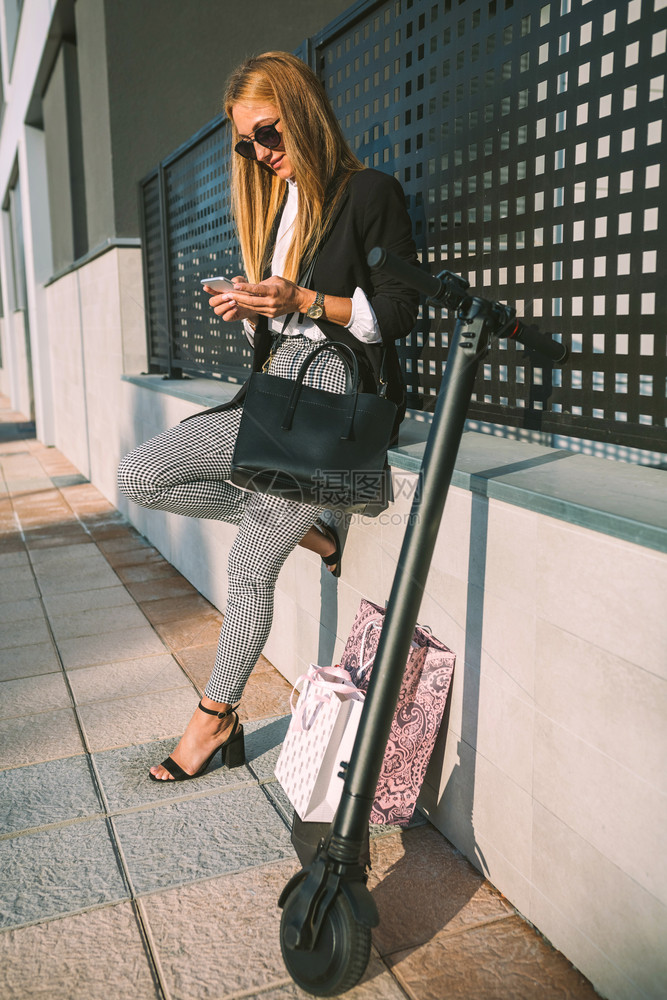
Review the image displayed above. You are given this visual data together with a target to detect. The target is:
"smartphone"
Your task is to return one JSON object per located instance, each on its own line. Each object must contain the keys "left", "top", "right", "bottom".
{"left": 201, "top": 276, "right": 236, "bottom": 293}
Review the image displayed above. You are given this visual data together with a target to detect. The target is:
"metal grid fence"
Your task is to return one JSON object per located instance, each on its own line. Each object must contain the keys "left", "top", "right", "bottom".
{"left": 140, "top": 117, "right": 250, "bottom": 380}
{"left": 140, "top": 0, "right": 666, "bottom": 454}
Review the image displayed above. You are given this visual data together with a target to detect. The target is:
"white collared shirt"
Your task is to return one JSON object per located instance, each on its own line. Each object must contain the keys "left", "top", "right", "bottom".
{"left": 243, "top": 178, "right": 381, "bottom": 345}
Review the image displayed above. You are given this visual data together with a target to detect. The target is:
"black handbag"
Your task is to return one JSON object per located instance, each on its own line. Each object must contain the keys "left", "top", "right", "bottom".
{"left": 231, "top": 341, "right": 397, "bottom": 508}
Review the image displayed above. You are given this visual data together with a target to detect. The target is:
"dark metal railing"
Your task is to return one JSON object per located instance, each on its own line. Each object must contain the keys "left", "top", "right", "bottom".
{"left": 139, "top": 0, "right": 666, "bottom": 454}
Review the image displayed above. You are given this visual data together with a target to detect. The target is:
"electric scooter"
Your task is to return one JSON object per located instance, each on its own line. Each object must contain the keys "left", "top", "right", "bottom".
{"left": 277, "top": 247, "right": 569, "bottom": 996}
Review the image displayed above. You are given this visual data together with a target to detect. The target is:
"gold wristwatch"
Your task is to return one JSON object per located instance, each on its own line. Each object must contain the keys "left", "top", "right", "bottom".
{"left": 306, "top": 290, "right": 325, "bottom": 320}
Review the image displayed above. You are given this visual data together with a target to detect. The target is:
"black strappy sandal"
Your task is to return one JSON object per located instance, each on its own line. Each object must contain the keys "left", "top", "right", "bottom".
{"left": 149, "top": 701, "right": 245, "bottom": 782}
{"left": 317, "top": 519, "right": 342, "bottom": 578}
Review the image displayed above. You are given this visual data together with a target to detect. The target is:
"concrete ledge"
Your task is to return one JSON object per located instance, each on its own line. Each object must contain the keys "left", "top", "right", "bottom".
{"left": 122, "top": 373, "right": 667, "bottom": 555}
{"left": 45, "top": 238, "right": 142, "bottom": 286}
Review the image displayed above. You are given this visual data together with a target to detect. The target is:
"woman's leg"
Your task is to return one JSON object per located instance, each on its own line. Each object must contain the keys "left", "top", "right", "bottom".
{"left": 145, "top": 338, "right": 346, "bottom": 778}
{"left": 206, "top": 491, "right": 324, "bottom": 702}
{"left": 150, "top": 489, "right": 323, "bottom": 779}
{"left": 117, "top": 408, "right": 247, "bottom": 524}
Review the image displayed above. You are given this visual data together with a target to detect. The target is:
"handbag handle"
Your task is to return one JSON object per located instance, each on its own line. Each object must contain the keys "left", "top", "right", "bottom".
{"left": 281, "top": 342, "right": 361, "bottom": 440}
{"left": 295, "top": 341, "right": 360, "bottom": 393}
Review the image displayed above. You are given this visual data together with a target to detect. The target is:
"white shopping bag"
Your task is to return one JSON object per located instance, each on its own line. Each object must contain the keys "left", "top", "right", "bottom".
{"left": 275, "top": 664, "right": 365, "bottom": 823}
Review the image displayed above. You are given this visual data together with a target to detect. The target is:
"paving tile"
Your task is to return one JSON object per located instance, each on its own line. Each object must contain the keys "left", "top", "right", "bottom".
{"left": 1, "top": 471, "right": 52, "bottom": 490}
{"left": 367, "top": 825, "right": 512, "bottom": 958}
{"left": 0, "top": 536, "right": 24, "bottom": 556}
{"left": 41, "top": 584, "right": 135, "bottom": 616}
{"left": 138, "top": 591, "right": 217, "bottom": 624}
{"left": 0, "top": 672, "right": 72, "bottom": 720}
{"left": 0, "top": 708, "right": 84, "bottom": 768}
{"left": 64, "top": 496, "right": 116, "bottom": 516}
{"left": 58, "top": 624, "right": 167, "bottom": 669}
{"left": 96, "top": 532, "right": 152, "bottom": 555}
{"left": 23, "top": 527, "right": 91, "bottom": 550}
{"left": 83, "top": 514, "right": 130, "bottom": 532}
{"left": 252, "top": 652, "right": 278, "bottom": 674}
{"left": 103, "top": 547, "right": 164, "bottom": 570}
{"left": 48, "top": 602, "right": 149, "bottom": 641}
{"left": 114, "top": 561, "right": 182, "bottom": 584}
{"left": 0, "top": 818, "right": 128, "bottom": 929}
{"left": 0, "top": 617, "right": 51, "bottom": 650}
{"left": 38, "top": 456, "right": 78, "bottom": 474}
{"left": 0, "top": 597, "right": 44, "bottom": 623}
{"left": 0, "top": 901, "right": 159, "bottom": 1000}
{"left": 0, "top": 551, "right": 29, "bottom": 569}
{"left": 28, "top": 542, "right": 102, "bottom": 566}
{"left": 156, "top": 649, "right": 292, "bottom": 718}
{"left": 370, "top": 810, "right": 429, "bottom": 840}
{"left": 243, "top": 956, "right": 407, "bottom": 1000}
{"left": 0, "top": 756, "right": 102, "bottom": 835}
{"left": 78, "top": 686, "right": 200, "bottom": 751}
{"left": 12, "top": 484, "right": 63, "bottom": 502}
{"left": 51, "top": 473, "right": 90, "bottom": 488}
{"left": 263, "top": 780, "right": 295, "bottom": 828}
{"left": 12, "top": 490, "right": 65, "bottom": 513}
{"left": 124, "top": 576, "right": 200, "bottom": 603}
{"left": 67, "top": 653, "right": 190, "bottom": 705}
{"left": 114, "top": 784, "right": 293, "bottom": 894}
{"left": 93, "top": 738, "right": 255, "bottom": 811}
{"left": 0, "top": 641, "right": 61, "bottom": 682}
{"left": 86, "top": 524, "right": 140, "bottom": 543}
{"left": 141, "top": 860, "right": 403, "bottom": 1000}
{"left": 244, "top": 715, "right": 291, "bottom": 782}
{"left": 174, "top": 643, "right": 218, "bottom": 690}
{"left": 0, "top": 573, "right": 39, "bottom": 603}
{"left": 153, "top": 613, "right": 224, "bottom": 650}
{"left": 15, "top": 507, "right": 73, "bottom": 529}
{"left": 387, "top": 913, "right": 600, "bottom": 1000}
{"left": 140, "top": 858, "right": 301, "bottom": 999}
{"left": 32, "top": 562, "right": 121, "bottom": 595}
{"left": 238, "top": 665, "right": 293, "bottom": 722}
{"left": 58, "top": 481, "right": 105, "bottom": 499}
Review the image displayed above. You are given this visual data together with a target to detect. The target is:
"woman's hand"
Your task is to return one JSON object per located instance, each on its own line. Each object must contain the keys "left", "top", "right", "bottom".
{"left": 203, "top": 276, "right": 260, "bottom": 325}
{"left": 206, "top": 275, "right": 353, "bottom": 328}
{"left": 225, "top": 276, "right": 310, "bottom": 319}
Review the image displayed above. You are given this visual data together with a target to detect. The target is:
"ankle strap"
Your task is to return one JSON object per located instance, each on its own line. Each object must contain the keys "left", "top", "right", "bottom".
{"left": 198, "top": 700, "right": 239, "bottom": 720}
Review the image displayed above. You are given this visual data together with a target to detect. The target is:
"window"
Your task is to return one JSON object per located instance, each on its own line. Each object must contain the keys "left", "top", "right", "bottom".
{"left": 4, "top": 0, "right": 24, "bottom": 68}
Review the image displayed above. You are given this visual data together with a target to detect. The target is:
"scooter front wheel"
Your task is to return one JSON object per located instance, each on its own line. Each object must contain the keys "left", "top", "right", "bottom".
{"left": 280, "top": 886, "right": 371, "bottom": 996}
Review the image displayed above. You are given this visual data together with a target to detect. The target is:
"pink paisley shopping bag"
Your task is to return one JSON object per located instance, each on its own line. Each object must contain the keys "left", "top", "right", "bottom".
{"left": 275, "top": 664, "right": 365, "bottom": 823}
{"left": 340, "top": 599, "right": 456, "bottom": 826}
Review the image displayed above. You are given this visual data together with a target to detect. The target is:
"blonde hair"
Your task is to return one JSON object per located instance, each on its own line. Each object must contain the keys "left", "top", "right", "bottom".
{"left": 224, "top": 51, "right": 364, "bottom": 284}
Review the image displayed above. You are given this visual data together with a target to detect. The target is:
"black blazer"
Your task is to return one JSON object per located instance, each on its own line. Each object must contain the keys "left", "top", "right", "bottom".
{"left": 200, "top": 168, "right": 419, "bottom": 439}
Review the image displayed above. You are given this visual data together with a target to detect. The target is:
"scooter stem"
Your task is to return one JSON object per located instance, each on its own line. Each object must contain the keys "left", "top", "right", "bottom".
{"left": 328, "top": 300, "right": 495, "bottom": 863}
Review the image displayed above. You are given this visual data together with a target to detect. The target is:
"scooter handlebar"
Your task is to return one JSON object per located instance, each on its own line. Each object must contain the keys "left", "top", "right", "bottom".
{"left": 367, "top": 246, "right": 443, "bottom": 299}
{"left": 367, "top": 246, "right": 569, "bottom": 364}
{"left": 506, "top": 320, "right": 569, "bottom": 364}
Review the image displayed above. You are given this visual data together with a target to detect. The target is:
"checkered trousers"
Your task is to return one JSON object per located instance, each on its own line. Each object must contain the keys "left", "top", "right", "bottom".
{"left": 117, "top": 335, "right": 347, "bottom": 703}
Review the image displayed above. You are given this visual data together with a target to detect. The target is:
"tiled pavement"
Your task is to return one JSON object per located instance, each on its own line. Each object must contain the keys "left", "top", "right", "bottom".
{"left": 0, "top": 396, "right": 600, "bottom": 1000}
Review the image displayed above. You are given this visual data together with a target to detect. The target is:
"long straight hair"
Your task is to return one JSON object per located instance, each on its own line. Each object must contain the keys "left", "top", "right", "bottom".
{"left": 224, "top": 52, "right": 364, "bottom": 284}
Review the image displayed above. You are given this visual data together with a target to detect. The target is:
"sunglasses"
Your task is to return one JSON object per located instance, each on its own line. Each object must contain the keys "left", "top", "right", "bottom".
{"left": 234, "top": 119, "right": 282, "bottom": 160}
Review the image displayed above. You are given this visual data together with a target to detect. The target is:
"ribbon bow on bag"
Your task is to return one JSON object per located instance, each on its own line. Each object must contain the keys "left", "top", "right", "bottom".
{"left": 275, "top": 664, "right": 366, "bottom": 823}
{"left": 290, "top": 664, "right": 363, "bottom": 733}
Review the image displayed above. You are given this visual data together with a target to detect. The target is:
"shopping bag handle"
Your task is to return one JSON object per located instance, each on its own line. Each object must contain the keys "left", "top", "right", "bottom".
{"left": 359, "top": 621, "right": 380, "bottom": 675}
{"left": 358, "top": 619, "right": 421, "bottom": 678}
{"left": 290, "top": 664, "right": 362, "bottom": 731}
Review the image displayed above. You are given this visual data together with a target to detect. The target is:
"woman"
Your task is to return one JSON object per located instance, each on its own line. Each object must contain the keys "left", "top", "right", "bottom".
{"left": 117, "top": 51, "right": 418, "bottom": 782}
